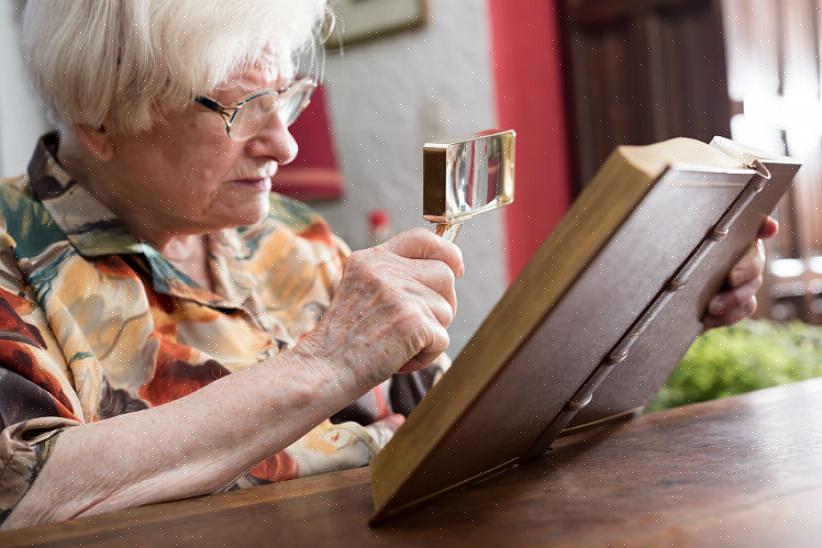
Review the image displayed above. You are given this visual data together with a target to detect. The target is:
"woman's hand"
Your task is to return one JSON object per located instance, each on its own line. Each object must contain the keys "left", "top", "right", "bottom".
{"left": 297, "top": 228, "right": 464, "bottom": 391}
{"left": 703, "top": 216, "right": 778, "bottom": 330}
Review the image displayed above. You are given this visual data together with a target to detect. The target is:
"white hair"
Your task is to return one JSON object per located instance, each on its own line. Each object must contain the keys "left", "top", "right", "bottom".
{"left": 22, "top": 0, "right": 329, "bottom": 135}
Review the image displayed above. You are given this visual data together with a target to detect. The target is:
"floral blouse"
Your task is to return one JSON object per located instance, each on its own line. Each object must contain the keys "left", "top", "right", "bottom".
{"left": 0, "top": 133, "right": 445, "bottom": 524}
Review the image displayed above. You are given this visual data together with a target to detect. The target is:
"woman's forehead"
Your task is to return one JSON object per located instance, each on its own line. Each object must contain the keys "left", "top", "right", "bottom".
{"left": 213, "top": 59, "right": 296, "bottom": 97}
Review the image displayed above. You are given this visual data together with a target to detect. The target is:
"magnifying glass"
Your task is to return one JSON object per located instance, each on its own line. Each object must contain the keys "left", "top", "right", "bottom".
{"left": 423, "top": 129, "right": 516, "bottom": 242}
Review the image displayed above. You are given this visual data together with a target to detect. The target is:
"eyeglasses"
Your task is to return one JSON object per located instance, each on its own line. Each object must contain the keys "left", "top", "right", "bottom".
{"left": 194, "top": 77, "right": 316, "bottom": 141}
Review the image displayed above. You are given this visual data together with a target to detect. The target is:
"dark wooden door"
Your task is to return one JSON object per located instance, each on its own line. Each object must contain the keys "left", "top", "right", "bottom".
{"left": 561, "top": 0, "right": 731, "bottom": 190}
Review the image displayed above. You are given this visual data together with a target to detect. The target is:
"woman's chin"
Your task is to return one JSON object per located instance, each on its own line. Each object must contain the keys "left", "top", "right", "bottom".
{"left": 210, "top": 199, "right": 269, "bottom": 229}
{"left": 232, "top": 205, "right": 269, "bottom": 227}
{"left": 202, "top": 187, "right": 272, "bottom": 229}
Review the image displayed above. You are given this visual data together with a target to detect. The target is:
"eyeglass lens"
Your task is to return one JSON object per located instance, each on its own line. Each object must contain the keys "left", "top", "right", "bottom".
{"left": 229, "top": 82, "right": 313, "bottom": 140}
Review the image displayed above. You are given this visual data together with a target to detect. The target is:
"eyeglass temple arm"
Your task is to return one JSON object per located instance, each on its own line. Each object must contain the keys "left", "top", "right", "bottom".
{"left": 195, "top": 96, "right": 235, "bottom": 118}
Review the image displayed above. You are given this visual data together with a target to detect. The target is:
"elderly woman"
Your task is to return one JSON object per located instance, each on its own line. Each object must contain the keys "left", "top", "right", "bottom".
{"left": 0, "top": 0, "right": 771, "bottom": 530}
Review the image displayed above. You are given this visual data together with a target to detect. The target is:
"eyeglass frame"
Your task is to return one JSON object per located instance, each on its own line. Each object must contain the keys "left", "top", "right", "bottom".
{"left": 194, "top": 77, "right": 316, "bottom": 140}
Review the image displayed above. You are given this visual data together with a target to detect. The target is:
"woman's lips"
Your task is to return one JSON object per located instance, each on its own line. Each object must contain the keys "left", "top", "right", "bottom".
{"left": 231, "top": 178, "right": 271, "bottom": 191}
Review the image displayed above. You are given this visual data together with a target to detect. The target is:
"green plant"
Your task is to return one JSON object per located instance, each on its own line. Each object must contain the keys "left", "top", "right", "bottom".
{"left": 647, "top": 319, "right": 822, "bottom": 412}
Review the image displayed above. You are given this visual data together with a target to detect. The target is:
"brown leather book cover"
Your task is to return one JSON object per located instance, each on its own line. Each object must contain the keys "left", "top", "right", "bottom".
{"left": 565, "top": 155, "right": 800, "bottom": 434}
{"left": 369, "top": 137, "right": 801, "bottom": 523}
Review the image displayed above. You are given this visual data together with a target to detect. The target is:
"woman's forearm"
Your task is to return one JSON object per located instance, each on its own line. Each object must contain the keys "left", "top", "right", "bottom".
{"left": 4, "top": 348, "right": 354, "bottom": 529}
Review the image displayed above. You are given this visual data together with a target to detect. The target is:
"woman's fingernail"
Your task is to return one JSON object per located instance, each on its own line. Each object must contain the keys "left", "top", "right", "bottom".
{"left": 709, "top": 298, "right": 725, "bottom": 315}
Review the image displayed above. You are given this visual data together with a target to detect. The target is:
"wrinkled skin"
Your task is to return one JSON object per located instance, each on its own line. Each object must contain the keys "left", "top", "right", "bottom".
{"left": 297, "top": 228, "right": 463, "bottom": 390}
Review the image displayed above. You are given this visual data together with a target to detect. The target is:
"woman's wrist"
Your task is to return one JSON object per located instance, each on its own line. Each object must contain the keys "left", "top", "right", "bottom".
{"left": 280, "top": 330, "right": 360, "bottom": 408}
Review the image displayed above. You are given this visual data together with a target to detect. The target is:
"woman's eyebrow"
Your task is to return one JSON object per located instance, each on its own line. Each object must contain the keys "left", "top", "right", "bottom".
{"left": 214, "top": 76, "right": 293, "bottom": 99}
{"left": 212, "top": 82, "right": 257, "bottom": 98}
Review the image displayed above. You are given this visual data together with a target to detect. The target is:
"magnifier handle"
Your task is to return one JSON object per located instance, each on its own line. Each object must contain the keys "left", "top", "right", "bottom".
{"left": 434, "top": 223, "right": 462, "bottom": 243}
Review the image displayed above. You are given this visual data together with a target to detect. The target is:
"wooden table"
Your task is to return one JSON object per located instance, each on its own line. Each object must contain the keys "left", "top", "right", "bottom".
{"left": 3, "top": 378, "right": 822, "bottom": 547}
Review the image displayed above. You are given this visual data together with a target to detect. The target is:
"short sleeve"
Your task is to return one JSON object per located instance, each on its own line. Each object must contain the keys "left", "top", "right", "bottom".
{"left": 0, "top": 228, "right": 81, "bottom": 525}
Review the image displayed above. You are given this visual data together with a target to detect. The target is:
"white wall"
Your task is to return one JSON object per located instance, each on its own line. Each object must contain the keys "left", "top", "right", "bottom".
{"left": 0, "top": 0, "right": 48, "bottom": 177}
{"left": 318, "top": 0, "right": 507, "bottom": 353}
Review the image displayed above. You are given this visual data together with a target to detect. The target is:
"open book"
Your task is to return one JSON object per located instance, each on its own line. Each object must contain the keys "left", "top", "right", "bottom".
{"left": 369, "top": 137, "right": 801, "bottom": 523}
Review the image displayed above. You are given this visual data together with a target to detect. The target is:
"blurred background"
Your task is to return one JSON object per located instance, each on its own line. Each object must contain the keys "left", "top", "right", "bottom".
{"left": 0, "top": 0, "right": 820, "bottom": 408}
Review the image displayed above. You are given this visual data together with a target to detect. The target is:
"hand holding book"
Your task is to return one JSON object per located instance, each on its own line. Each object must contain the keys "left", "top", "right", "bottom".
{"left": 704, "top": 215, "right": 778, "bottom": 330}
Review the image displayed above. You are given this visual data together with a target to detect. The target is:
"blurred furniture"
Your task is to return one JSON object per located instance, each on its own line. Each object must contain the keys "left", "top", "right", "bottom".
{"left": 762, "top": 255, "right": 822, "bottom": 323}
{"left": 2, "top": 378, "right": 821, "bottom": 547}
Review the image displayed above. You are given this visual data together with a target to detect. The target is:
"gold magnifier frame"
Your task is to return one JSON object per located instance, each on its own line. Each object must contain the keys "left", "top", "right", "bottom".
{"left": 423, "top": 129, "right": 515, "bottom": 242}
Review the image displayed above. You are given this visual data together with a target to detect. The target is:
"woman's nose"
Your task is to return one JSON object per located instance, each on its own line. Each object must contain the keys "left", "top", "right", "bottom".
{"left": 246, "top": 114, "right": 299, "bottom": 165}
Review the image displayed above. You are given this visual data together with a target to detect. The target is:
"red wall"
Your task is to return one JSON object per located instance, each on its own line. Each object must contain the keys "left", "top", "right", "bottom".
{"left": 488, "top": 0, "right": 573, "bottom": 281}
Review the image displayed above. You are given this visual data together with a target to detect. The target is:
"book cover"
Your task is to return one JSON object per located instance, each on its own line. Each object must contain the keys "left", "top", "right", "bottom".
{"left": 370, "top": 137, "right": 800, "bottom": 523}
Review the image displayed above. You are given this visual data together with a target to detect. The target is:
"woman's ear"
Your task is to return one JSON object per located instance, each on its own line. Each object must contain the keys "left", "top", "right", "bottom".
{"left": 71, "top": 123, "right": 114, "bottom": 162}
